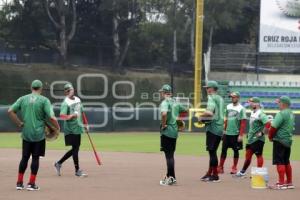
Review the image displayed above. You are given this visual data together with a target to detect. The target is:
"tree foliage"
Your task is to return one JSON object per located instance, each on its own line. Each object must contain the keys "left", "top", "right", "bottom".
{"left": 0, "top": 0, "right": 259, "bottom": 70}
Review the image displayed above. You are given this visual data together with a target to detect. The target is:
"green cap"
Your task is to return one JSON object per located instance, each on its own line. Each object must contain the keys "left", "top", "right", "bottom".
{"left": 31, "top": 80, "right": 43, "bottom": 88}
{"left": 203, "top": 81, "right": 218, "bottom": 89}
{"left": 276, "top": 96, "right": 291, "bottom": 106}
{"left": 230, "top": 91, "right": 240, "bottom": 97}
{"left": 159, "top": 84, "right": 172, "bottom": 93}
{"left": 248, "top": 97, "right": 260, "bottom": 104}
{"left": 64, "top": 83, "right": 74, "bottom": 91}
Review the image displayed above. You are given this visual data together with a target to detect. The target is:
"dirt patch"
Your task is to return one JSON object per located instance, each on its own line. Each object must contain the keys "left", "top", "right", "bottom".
{"left": 0, "top": 149, "right": 299, "bottom": 200}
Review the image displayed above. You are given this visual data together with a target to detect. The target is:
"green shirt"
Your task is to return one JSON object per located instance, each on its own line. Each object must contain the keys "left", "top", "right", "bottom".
{"left": 205, "top": 94, "right": 224, "bottom": 136}
{"left": 160, "top": 97, "right": 186, "bottom": 139}
{"left": 271, "top": 109, "right": 295, "bottom": 147}
{"left": 10, "top": 93, "right": 54, "bottom": 142}
{"left": 247, "top": 109, "right": 269, "bottom": 144}
{"left": 60, "top": 96, "right": 84, "bottom": 135}
{"left": 225, "top": 103, "right": 247, "bottom": 135}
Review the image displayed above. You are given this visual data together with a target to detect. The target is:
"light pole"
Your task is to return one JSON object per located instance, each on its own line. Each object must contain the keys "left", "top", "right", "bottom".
{"left": 194, "top": 0, "right": 204, "bottom": 107}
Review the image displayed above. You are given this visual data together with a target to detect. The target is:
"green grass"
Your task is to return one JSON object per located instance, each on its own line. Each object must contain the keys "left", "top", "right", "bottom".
{"left": 0, "top": 132, "right": 299, "bottom": 160}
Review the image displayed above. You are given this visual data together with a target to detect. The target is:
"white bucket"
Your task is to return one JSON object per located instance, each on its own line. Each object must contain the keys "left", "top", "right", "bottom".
{"left": 251, "top": 167, "right": 269, "bottom": 189}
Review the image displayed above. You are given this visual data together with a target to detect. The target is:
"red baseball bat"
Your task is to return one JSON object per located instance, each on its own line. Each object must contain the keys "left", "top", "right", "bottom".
{"left": 86, "top": 130, "right": 102, "bottom": 166}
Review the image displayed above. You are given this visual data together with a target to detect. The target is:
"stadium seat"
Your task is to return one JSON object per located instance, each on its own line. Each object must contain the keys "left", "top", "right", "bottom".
{"left": 247, "top": 81, "right": 253, "bottom": 87}
{"left": 290, "top": 82, "right": 297, "bottom": 87}
{"left": 241, "top": 81, "right": 247, "bottom": 86}
{"left": 253, "top": 81, "right": 259, "bottom": 86}
{"left": 5, "top": 53, "right": 11, "bottom": 62}
{"left": 229, "top": 81, "right": 234, "bottom": 86}
{"left": 235, "top": 81, "right": 241, "bottom": 86}
{"left": 285, "top": 82, "right": 291, "bottom": 87}
{"left": 11, "top": 54, "right": 17, "bottom": 62}
{"left": 259, "top": 81, "right": 266, "bottom": 87}
{"left": 0, "top": 53, "right": 4, "bottom": 61}
{"left": 271, "top": 81, "right": 278, "bottom": 87}
{"left": 266, "top": 81, "right": 272, "bottom": 87}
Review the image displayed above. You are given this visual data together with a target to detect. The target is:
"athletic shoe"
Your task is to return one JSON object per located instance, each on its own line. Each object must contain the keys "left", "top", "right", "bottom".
{"left": 286, "top": 183, "right": 295, "bottom": 189}
{"left": 159, "top": 177, "right": 168, "bottom": 186}
{"left": 217, "top": 166, "right": 224, "bottom": 174}
{"left": 168, "top": 176, "right": 177, "bottom": 185}
{"left": 160, "top": 176, "right": 170, "bottom": 186}
{"left": 235, "top": 170, "right": 246, "bottom": 177}
{"left": 159, "top": 176, "right": 176, "bottom": 186}
{"left": 268, "top": 183, "right": 287, "bottom": 190}
{"left": 207, "top": 175, "right": 220, "bottom": 183}
{"left": 230, "top": 167, "right": 238, "bottom": 174}
{"left": 75, "top": 169, "right": 88, "bottom": 177}
{"left": 54, "top": 162, "right": 62, "bottom": 176}
{"left": 26, "top": 183, "right": 40, "bottom": 191}
{"left": 16, "top": 182, "right": 24, "bottom": 190}
{"left": 200, "top": 174, "right": 211, "bottom": 182}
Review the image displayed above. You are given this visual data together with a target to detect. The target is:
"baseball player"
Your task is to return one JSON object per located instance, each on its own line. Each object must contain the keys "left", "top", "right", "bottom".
{"left": 218, "top": 92, "right": 247, "bottom": 174}
{"left": 54, "top": 83, "right": 88, "bottom": 177}
{"left": 199, "top": 81, "right": 224, "bottom": 182}
{"left": 8, "top": 80, "right": 60, "bottom": 191}
{"left": 268, "top": 96, "right": 295, "bottom": 190}
{"left": 159, "top": 84, "right": 187, "bottom": 186}
{"left": 236, "top": 97, "right": 271, "bottom": 177}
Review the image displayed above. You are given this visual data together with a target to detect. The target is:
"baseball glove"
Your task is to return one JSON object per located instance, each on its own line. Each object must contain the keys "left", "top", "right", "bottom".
{"left": 199, "top": 117, "right": 212, "bottom": 124}
{"left": 177, "top": 120, "right": 185, "bottom": 131}
{"left": 45, "top": 122, "right": 60, "bottom": 142}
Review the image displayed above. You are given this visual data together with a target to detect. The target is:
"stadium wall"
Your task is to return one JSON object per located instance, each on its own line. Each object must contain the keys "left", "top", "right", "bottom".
{"left": 1, "top": 107, "right": 300, "bottom": 134}
{"left": 208, "top": 71, "right": 300, "bottom": 82}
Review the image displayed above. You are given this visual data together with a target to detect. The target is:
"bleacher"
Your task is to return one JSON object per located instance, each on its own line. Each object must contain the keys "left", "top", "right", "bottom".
{"left": 0, "top": 53, "right": 17, "bottom": 63}
{"left": 227, "top": 81, "right": 300, "bottom": 109}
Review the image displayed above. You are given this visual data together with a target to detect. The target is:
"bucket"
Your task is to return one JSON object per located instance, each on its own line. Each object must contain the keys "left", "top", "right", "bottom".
{"left": 251, "top": 167, "right": 269, "bottom": 189}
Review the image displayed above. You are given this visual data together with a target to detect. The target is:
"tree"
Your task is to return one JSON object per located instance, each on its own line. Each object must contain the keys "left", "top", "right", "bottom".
{"left": 203, "top": 0, "right": 250, "bottom": 49}
{"left": 45, "top": 0, "right": 77, "bottom": 65}
{"left": 0, "top": 0, "right": 51, "bottom": 50}
{"left": 109, "top": 0, "right": 141, "bottom": 70}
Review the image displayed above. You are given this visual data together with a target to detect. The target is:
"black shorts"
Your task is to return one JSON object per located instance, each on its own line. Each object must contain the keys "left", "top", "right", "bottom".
{"left": 222, "top": 135, "right": 243, "bottom": 151}
{"left": 273, "top": 141, "right": 291, "bottom": 165}
{"left": 160, "top": 135, "right": 177, "bottom": 152}
{"left": 22, "top": 139, "right": 46, "bottom": 157}
{"left": 206, "top": 131, "right": 222, "bottom": 151}
{"left": 65, "top": 134, "right": 81, "bottom": 147}
{"left": 246, "top": 140, "right": 264, "bottom": 156}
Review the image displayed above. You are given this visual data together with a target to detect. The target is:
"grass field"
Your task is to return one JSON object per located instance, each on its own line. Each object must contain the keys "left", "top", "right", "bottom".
{"left": 0, "top": 132, "right": 299, "bottom": 160}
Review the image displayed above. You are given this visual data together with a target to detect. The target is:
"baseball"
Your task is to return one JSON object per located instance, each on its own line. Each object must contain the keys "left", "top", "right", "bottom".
{"left": 276, "top": 0, "right": 300, "bottom": 17}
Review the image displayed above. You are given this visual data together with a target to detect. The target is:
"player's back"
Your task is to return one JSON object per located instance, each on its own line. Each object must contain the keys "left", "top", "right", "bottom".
{"left": 18, "top": 93, "right": 51, "bottom": 141}
{"left": 205, "top": 94, "right": 224, "bottom": 136}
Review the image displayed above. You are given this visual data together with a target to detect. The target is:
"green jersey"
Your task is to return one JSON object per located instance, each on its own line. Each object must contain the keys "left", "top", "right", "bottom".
{"left": 160, "top": 97, "right": 186, "bottom": 139}
{"left": 271, "top": 109, "right": 295, "bottom": 147}
{"left": 205, "top": 94, "right": 224, "bottom": 136}
{"left": 60, "top": 96, "right": 84, "bottom": 135}
{"left": 10, "top": 93, "right": 54, "bottom": 142}
{"left": 247, "top": 109, "right": 269, "bottom": 144}
{"left": 225, "top": 103, "right": 247, "bottom": 135}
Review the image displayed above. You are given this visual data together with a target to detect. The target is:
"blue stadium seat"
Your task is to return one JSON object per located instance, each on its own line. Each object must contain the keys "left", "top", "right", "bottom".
{"left": 11, "top": 54, "right": 17, "bottom": 62}
{"left": 0, "top": 53, "right": 4, "bottom": 61}
{"left": 291, "top": 104, "right": 300, "bottom": 109}
{"left": 260, "top": 91, "right": 269, "bottom": 97}
{"left": 5, "top": 53, "right": 11, "bottom": 62}
{"left": 294, "top": 93, "right": 300, "bottom": 98}
{"left": 240, "top": 91, "right": 251, "bottom": 97}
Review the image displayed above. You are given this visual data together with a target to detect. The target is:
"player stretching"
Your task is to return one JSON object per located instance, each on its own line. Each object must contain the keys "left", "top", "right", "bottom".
{"left": 218, "top": 92, "right": 247, "bottom": 174}
{"left": 54, "top": 83, "right": 88, "bottom": 177}
{"left": 8, "top": 80, "right": 60, "bottom": 191}
{"left": 199, "top": 81, "right": 224, "bottom": 182}
{"left": 159, "top": 84, "right": 187, "bottom": 186}
{"left": 268, "top": 96, "right": 295, "bottom": 190}
{"left": 236, "top": 97, "right": 270, "bottom": 177}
